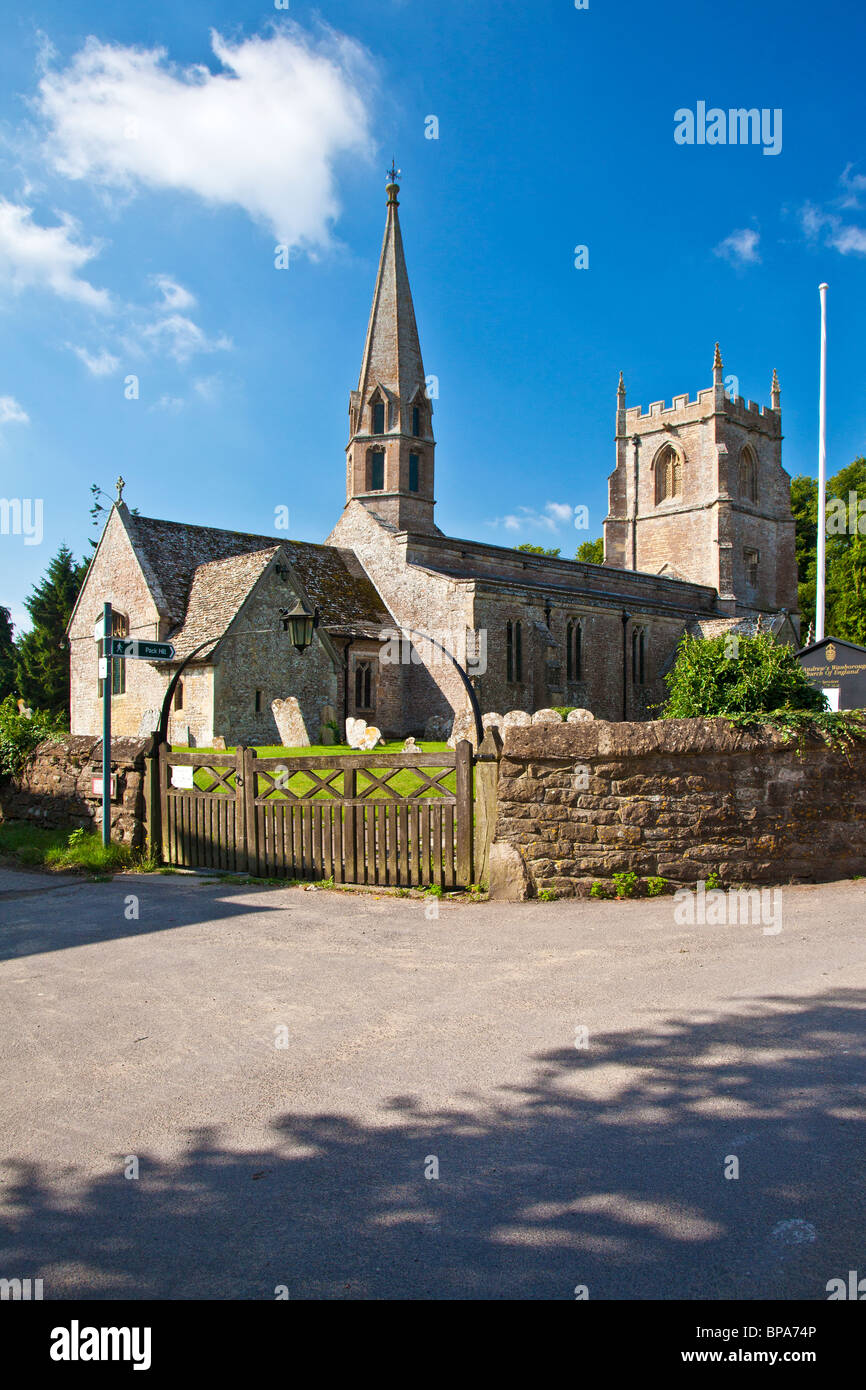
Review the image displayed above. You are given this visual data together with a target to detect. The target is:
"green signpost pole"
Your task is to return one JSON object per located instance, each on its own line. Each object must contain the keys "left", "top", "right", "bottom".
{"left": 102, "top": 601, "right": 112, "bottom": 848}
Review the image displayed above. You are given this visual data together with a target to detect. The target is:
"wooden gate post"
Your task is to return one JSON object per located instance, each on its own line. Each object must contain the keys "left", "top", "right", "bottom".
{"left": 158, "top": 742, "right": 171, "bottom": 865}
{"left": 242, "top": 746, "right": 258, "bottom": 876}
{"left": 473, "top": 726, "right": 502, "bottom": 887}
{"left": 143, "top": 735, "right": 161, "bottom": 862}
{"left": 455, "top": 738, "right": 473, "bottom": 887}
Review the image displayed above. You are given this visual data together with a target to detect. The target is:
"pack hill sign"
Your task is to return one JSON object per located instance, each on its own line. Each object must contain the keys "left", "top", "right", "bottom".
{"left": 796, "top": 636, "right": 866, "bottom": 711}
{"left": 100, "top": 638, "right": 175, "bottom": 661}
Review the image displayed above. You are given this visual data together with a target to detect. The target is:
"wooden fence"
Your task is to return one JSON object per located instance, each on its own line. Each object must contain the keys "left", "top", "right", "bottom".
{"left": 157, "top": 742, "right": 476, "bottom": 887}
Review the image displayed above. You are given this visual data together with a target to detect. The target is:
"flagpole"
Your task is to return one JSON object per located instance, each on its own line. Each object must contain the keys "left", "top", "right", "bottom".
{"left": 816, "top": 282, "right": 829, "bottom": 642}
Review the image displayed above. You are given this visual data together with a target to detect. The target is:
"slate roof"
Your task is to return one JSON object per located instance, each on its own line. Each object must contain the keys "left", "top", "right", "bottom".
{"left": 123, "top": 512, "right": 392, "bottom": 659}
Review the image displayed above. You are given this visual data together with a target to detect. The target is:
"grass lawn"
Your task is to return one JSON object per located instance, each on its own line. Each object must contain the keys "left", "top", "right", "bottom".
{"left": 0, "top": 821, "right": 149, "bottom": 875}
{"left": 185, "top": 742, "right": 457, "bottom": 799}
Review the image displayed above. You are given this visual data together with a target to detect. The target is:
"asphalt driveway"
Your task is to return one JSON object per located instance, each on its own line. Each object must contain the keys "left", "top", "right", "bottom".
{"left": 2, "top": 867, "right": 865, "bottom": 1299}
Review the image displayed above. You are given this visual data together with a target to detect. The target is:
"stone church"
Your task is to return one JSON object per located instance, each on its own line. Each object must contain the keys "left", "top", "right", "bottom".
{"left": 67, "top": 172, "right": 799, "bottom": 745}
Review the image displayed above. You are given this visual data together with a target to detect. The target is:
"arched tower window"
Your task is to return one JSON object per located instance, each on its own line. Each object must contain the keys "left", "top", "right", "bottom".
{"left": 739, "top": 446, "right": 758, "bottom": 503}
{"left": 355, "top": 659, "right": 373, "bottom": 710}
{"left": 566, "top": 619, "right": 583, "bottom": 681}
{"left": 506, "top": 621, "right": 523, "bottom": 683}
{"left": 654, "top": 444, "right": 682, "bottom": 505}
{"left": 371, "top": 400, "right": 386, "bottom": 435}
{"left": 369, "top": 451, "right": 385, "bottom": 491}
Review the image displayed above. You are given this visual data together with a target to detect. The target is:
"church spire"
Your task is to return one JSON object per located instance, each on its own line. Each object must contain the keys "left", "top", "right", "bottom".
{"left": 356, "top": 165, "right": 426, "bottom": 408}
{"left": 345, "top": 170, "right": 437, "bottom": 534}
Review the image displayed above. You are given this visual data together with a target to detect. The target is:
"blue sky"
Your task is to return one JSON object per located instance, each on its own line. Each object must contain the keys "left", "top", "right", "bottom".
{"left": 1, "top": 0, "right": 864, "bottom": 632}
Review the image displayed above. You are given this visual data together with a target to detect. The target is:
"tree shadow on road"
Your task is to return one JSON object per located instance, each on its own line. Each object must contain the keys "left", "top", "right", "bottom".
{"left": 3, "top": 990, "right": 865, "bottom": 1300}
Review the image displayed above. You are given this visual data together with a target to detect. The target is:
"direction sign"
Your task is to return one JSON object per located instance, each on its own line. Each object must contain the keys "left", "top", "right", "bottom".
{"left": 100, "top": 638, "right": 176, "bottom": 661}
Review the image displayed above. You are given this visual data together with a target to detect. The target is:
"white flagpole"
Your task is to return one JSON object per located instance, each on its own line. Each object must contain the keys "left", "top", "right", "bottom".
{"left": 816, "top": 283, "right": 829, "bottom": 642}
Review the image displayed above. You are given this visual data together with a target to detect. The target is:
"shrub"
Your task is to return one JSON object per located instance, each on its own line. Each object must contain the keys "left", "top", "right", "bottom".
{"left": 612, "top": 870, "right": 638, "bottom": 899}
{"left": 0, "top": 694, "right": 66, "bottom": 779}
{"left": 538, "top": 887, "right": 557, "bottom": 901}
{"left": 589, "top": 880, "right": 610, "bottom": 899}
{"left": 646, "top": 876, "right": 667, "bottom": 897}
{"left": 662, "top": 633, "right": 825, "bottom": 719}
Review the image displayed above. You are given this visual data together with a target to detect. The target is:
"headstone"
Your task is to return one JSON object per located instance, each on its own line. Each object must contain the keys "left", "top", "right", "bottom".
{"left": 532, "top": 708, "right": 564, "bottom": 724}
{"left": 502, "top": 709, "right": 532, "bottom": 729}
{"left": 346, "top": 716, "right": 366, "bottom": 749}
{"left": 272, "top": 697, "right": 311, "bottom": 748}
{"left": 212, "top": 736, "right": 227, "bottom": 750}
{"left": 566, "top": 708, "right": 595, "bottom": 723}
{"left": 402, "top": 736, "right": 418, "bottom": 752}
{"left": 424, "top": 713, "right": 453, "bottom": 742}
{"left": 319, "top": 726, "right": 336, "bottom": 746}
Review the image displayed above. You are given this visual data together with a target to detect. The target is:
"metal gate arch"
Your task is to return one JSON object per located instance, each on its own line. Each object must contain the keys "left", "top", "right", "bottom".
{"left": 158, "top": 741, "right": 475, "bottom": 888}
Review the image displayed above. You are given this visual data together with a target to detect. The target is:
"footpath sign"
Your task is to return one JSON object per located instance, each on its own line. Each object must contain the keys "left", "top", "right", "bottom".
{"left": 100, "top": 638, "right": 175, "bottom": 661}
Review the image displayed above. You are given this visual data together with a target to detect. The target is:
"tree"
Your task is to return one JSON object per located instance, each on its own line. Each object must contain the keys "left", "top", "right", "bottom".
{"left": 514, "top": 543, "right": 561, "bottom": 557}
{"left": 791, "top": 459, "right": 866, "bottom": 642}
{"left": 0, "top": 606, "right": 15, "bottom": 702}
{"left": 576, "top": 538, "right": 604, "bottom": 564}
{"left": 663, "top": 632, "right": 825, "bottom": 719}
{"left": 15, "top": 546, "right": 88, "bottom": 717}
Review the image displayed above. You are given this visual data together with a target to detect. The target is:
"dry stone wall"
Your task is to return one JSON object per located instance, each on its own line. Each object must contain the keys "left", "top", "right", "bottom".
{"left": 1, "top": 736, "right": 152, "bottom": 846}
{"left": 491, "top": 718, "right": 866, "bottom": 898}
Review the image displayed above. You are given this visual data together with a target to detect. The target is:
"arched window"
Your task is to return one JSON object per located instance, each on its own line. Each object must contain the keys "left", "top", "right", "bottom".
{"left": 409, "top": 453, "right": 420, "bottom": 492}
{"left": 739, "top": 446, "right": 758, "bottom": 502}
{"left": 174, "top": 681, "right": 184, "bottom": 711}
{"left": 355, "top": 659, "right": 373, "bottom": 710}
{"left": 369, "top": 451, "right": 385, "bottom": 491}
{"left": 654, "top": 444, "right": 682, "bottom": 505}
{"left": 566, "top": 619, "right": 583, "bottom": 681}
{"left": 412, "top": 405, "right": 421, "bottom": 437}
{"left": 371, "top": 400, "right": 386, "bottom": 434}
{"left": 631, "top": 628, "right": 646, "bottom": 686}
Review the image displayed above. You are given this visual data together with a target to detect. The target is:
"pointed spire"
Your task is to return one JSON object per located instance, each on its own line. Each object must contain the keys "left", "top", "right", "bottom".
{"left": 357, "top": 164, "right": 425, "bottom": 406}
{"left": 771, "top": 367, "right": 781, "bottom": 410}
{"left": 617, "top": 371, "right": 626, "bottom": 398}
{"left": 713, "top": 342, "right": 723, "bottom": 374}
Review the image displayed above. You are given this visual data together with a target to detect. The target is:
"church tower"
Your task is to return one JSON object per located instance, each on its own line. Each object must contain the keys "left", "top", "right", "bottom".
{"left": 345, "top": 168, "right": 437, "bottom": 534}
{"left": 603, "top": 347, "right": 798, "bottom": 617}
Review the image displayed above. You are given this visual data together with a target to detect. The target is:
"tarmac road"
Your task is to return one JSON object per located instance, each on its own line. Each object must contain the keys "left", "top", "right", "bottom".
{"left": 1, "top": 867, "right": 865, "bottom": 1300}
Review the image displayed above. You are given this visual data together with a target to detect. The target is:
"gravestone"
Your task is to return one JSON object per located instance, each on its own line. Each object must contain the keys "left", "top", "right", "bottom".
{"left": 272, "top": 697, "right": 310, "bottom": 747}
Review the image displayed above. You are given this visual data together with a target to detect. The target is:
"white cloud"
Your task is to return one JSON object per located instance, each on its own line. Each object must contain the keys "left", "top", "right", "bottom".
{"left": 36, "top": 26, "right": 376, "bottom": 247}
{"left": 151, "top": 274, "right": 195, "bottom": 311}
{"left": 0, "top": 395, "right": 29, "bottom": 425}
{"left": 490, "top": 502, "right": 578, "bottom": 535}
{"left": 193, "top": 374, "right": 222, "bottom": 402}
{"left": 0, "top": 199, "right": 110, "bottom": 308}
{"left": 137, "top": 313, "right": 232, "bottom": 364}
{"left": 70, "top": 344, "right": 120, "bottom": 375}
{"left": 829, "top": 223, "right": 866, "bottom": 256}
{"left": 151, "top": 394, "right": 184, "bottom": 414}
{"left": 714, "top": 228, "right": 760, "bottom": 266}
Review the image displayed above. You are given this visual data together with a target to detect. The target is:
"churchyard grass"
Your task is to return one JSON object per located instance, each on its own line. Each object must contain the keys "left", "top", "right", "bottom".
{"left": 188, "top": 742, "right": 455, "bottom": 800}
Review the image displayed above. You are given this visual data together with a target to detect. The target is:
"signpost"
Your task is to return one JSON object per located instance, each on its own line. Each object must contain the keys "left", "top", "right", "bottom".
{"left": 99, "top": 638, "right": 176, "bottom": 661}
{"left": 95, "top": 612, "right": 175, "bottom": 847}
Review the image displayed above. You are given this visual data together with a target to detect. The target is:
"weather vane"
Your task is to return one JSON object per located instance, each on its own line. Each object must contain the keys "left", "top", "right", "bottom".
{"left": 387, "top": 160, "right": 402, "bottom": 184}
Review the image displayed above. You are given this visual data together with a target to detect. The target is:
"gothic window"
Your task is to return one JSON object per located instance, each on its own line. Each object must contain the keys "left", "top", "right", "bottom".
{"left": 566, "top": 619, "right": 583, "bottom": 681}
{"left": 631, "top": 628, "right": 646, "bottom": 686}
{"left": 739, "top": 446, "right": 758, "bottom": 502}
{"left": 507, "top": 621, "right": 523, "bottom": 682}
{"left": 744, "top": 548, "right": 759, "bottom": 586}
{"left": 409, "top": 453, "right": 420, "bottom": 492}
{"left": 412, "top": 406, "right": 421, "bottom": 437}
{"left": 97, "top": 611, "right": 127, "bottom": 697}
{"left": 370, "top": 451, "right": 385, "bottom": 491}
{"left": 372, "top": 401, "right": 386, "bottom": 434}
{"left": 654, "top": 444, "right": 682, "bottom": 505}
{"left": 255, "top": 689, "right": 263, "bottom": 713}
{"left": 355, "top": 660, "right": 373, "bottom": 710}
{"left": 174, "top": 681, "right": 184, "bottom": 712}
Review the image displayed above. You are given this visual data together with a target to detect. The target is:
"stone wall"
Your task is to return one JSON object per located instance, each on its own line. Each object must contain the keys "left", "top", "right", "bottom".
{"left": 490, "top": 718, "right": 866, "bottom": 898}
{"left": 0, "top": 736, "right": 152, "bottom": 847}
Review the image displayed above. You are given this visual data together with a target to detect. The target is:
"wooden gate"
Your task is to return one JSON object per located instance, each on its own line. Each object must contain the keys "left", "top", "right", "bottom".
{"left": 158, "top": 741, "right": 474, "bottom": 887}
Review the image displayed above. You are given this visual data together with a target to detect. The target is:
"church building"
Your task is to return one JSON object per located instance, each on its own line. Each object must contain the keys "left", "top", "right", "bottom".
{"left": 67, "top": 172, "right": 799, "bottom": 745}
